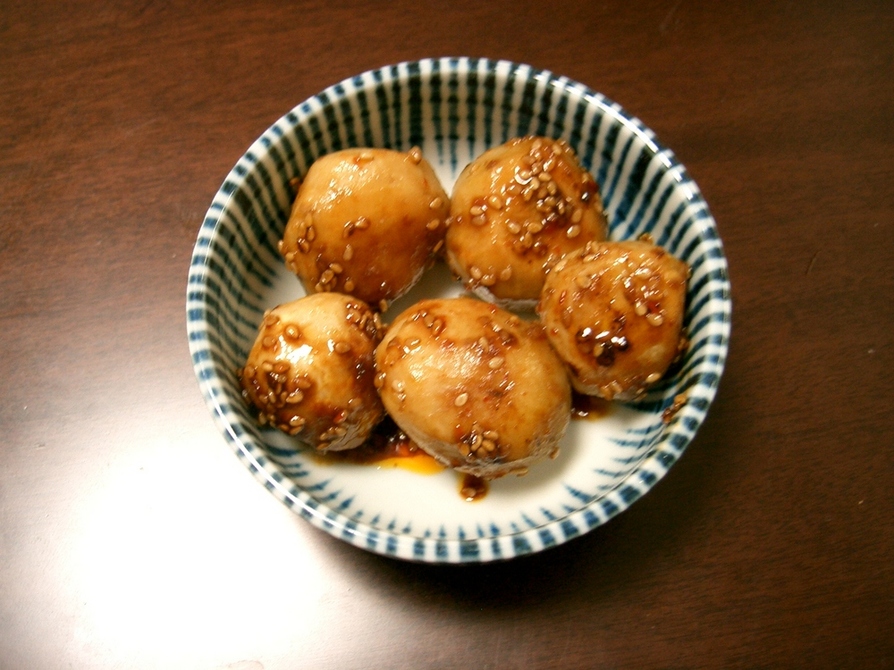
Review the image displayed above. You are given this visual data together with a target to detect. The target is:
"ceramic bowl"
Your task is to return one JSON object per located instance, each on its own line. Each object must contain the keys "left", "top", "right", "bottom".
{"left": 186, "top": 58, "right": 731, "bottom": 563}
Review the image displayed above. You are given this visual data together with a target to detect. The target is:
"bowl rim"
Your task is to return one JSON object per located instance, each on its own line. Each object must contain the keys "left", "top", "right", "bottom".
{"left": 186, "top": 56, "right": 732, "bottom": 563}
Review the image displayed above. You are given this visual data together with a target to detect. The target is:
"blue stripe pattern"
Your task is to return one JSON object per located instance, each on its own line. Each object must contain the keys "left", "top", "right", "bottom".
{"left": 186, "top": 58, "right": 731, "bottom": 564}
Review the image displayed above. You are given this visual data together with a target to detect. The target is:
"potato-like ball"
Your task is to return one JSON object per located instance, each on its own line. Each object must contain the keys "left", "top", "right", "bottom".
{"left": 538, "top": 240, "right": 689, "bottom": 400}
{"left": 279, "top": 147, "right": 450, "bottom": 308}
{"left": 375, "top": 297, "right": 571, "bottom": 479}
{"left": 238, "top": 292, "right": 384, "bottom": 451}
{"left": 446, "top": 136, "right": 608, "bottom": 308}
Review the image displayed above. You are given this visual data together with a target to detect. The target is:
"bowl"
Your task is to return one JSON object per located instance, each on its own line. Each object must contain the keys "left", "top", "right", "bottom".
{"left": 186, "top": 58, "right": 731, "bottom": 563}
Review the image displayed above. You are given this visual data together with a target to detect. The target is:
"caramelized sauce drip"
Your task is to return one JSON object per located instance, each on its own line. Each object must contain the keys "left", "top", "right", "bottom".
{"left": 311, "top": 418, "right": 444, "bottom": 475}
{"left": 312, "top": 397, "right": 612, "bottom": 502}
{"left": 571, "top": 392, "right": 613, "bottom": 420}
{"left": 459, "top": 473, "right": 489, "bottom": 502}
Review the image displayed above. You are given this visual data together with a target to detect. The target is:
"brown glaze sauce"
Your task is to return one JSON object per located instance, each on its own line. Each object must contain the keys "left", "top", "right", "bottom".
{"left": 459, "top": 474, "right": 489, "bottom": 502}
{"left": 310, "top": 417, "right": 445, "bottom": 475}
{"left": 312, "top": 398, "right": 612, "bottom": 502}
{"left": 571, "top": 392, "right": 613, "bottom": 420}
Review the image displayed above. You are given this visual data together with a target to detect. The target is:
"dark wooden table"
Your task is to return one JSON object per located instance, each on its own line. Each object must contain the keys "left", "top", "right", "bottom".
{"left": 2, "top": 1, "right": 892, "bottom": 668}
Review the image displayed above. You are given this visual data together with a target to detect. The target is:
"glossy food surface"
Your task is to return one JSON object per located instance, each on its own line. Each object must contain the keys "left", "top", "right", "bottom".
{"left": 239, "top": 293, "right": 383, "bottom": 451}
{"left": 281, "top": 148, "right": 449, "bottom": 307}
{"left": 539, "top": 240, "right": 688, "bottom": 400}
{"left": 447, "top": 137, "right": 607, "bottom": 306}
{"left": 375, "top": 297, "right": 571, "bottom": 479}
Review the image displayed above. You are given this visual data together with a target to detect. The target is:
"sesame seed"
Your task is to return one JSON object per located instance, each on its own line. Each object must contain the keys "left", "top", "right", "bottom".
{"left": 342, "top": 244, "right": 354, "bottom": 261}
{"left": 455, "top": 392, "right": 469, "bottom": 407}
{"left": 646, "top": 372, "right": 661, "bottom": 384}
{"left": 334, "top": 341, "right": 351, "bottom": 354}
{"left": 507, "top": 221, "right": 522, "bottom": 234}
{"left": 499, "top": 267, "right": 513, "bottom": 281}
{"left": 488, "top": 356, "right": 504, "bottom": 369}
{"left": 358, "top": 150, "right": 374, "bottom": 161}
{"left": 566, "top": 224, "right": 581, "bottom": 239}
{"left": 470, "top": 205, "right": 484, "bottom": 216}
{"left": 330, "top": 262, "right": 343, "bottom": 274}
{"left": 470, "top": 266, "right": 483, "bottom": 280}
{"left": 344, "top": 279, "right": 355, "bottom": 292}
{"left": 635, "top": 302, "right": 648, "bottom": 316}
{"left": 575, "top": 274, "right": 591, "bottom": 289}
{"left": 471, "top": 214, "right": 486, "bottom": 226}
{"left": 430, "top": 197, "right": 443, "bottom": 210}
{"left": 487, "top": 195, "right": 503, "bottom": 210}
{"left": 408, "top": 146, "right": 422, "bottom": 164}
{"left": 306, "top": 225, "right": 316, "bottom": 241}
{"left": 426, "top": 219, "right": 440, "bottom": 231}
{"left": 571, "top": 208, "right": 583, "bottom": 223}
{"left": 355, "top": 216, "right": 370, "bottom": 230}
{"left": 646, "top": 312, "right": 665, "bottom": 326}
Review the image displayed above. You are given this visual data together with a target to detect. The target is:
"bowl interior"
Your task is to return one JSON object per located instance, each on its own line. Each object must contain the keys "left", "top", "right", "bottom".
{"left": 187, "top": 58, "right": 730, "bottom": 562}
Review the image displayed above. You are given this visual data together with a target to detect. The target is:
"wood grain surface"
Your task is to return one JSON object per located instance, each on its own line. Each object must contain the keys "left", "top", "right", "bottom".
{"left": 1, "top": 1, "right": 892, "bottom": 668}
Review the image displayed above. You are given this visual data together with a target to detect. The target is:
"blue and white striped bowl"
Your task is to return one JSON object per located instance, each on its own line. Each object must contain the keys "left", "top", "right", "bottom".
{"left": 187, "top": 58, "right": 731, "bottom": 563}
